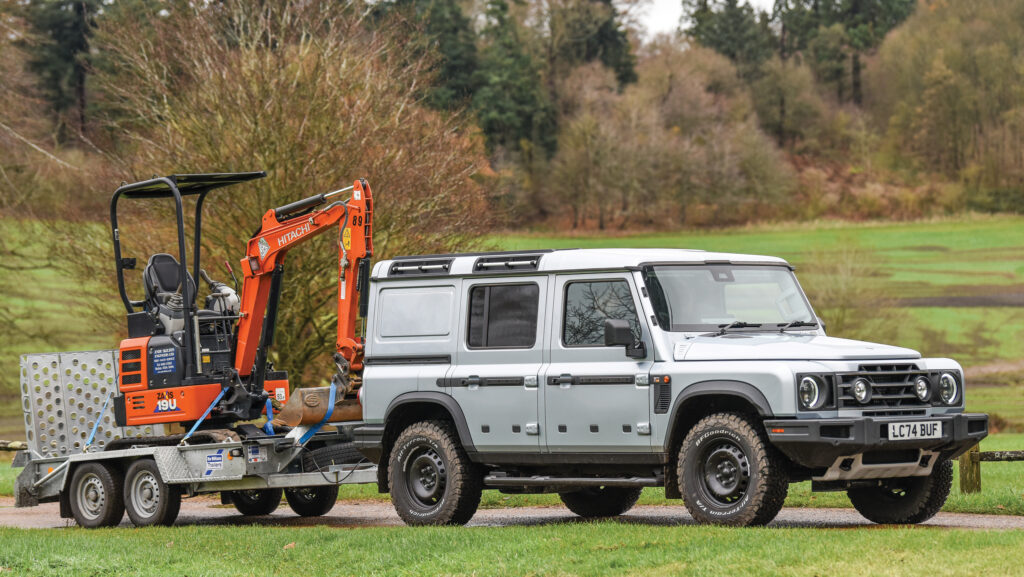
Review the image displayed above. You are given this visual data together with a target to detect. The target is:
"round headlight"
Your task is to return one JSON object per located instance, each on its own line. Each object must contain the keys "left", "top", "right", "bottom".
{"left": 914, "top": 376, "right": 931, "bottom": 402}
{"left": 852, "top": 378, "right": 872, "bottom": 404}
{"left": 798, "top": 376, "right": 822, "bottom": 410}
{"left": 939, "top": 373, "right": 959, "bottom": 405}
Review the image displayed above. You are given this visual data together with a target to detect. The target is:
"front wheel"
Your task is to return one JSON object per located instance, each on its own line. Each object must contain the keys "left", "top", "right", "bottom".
{"left": 285, "top": 486, "right": 339, "bottom": 517}
{"left": 124, "top": 459, "right": 181, "bottom": 527}
{"left": 388, "top": 420, "right": 482, "bottom": 526}
{"left": 559, "top": 486, "right": 643, "bottom": 518}
{"left": 227, "top": 489, "right": 283, "bottom": 516}
{"left": 848, "top": 459, "right": 952, "bottom": 524}
{"left": 678, "top": 412, "right": 788, "bottom": 527}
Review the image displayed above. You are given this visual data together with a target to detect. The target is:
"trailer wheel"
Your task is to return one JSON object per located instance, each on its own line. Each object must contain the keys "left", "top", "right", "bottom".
{"left": 285, "top": 486, "right": 339, "bottom": 517}
{"left": 388, "top": 420, "right": 482, "bottom": 526}
{"left": 124, "top": 459, "right": 181, "bottom": 527}
{"left": 69, "top": 462, "right": 125, "bottom": 528}
{"left": 227, "top": 489, "right": 283, "bottom": 516}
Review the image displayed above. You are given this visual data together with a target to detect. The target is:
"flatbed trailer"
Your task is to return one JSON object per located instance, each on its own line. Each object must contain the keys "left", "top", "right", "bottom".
{"left": 13, "top": 350, "right": 377, "bottom": 526}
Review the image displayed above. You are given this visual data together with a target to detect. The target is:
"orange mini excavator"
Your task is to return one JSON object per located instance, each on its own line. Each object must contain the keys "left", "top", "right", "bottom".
{"left": 110, "top": 172, "right": 372, "bottom": 434}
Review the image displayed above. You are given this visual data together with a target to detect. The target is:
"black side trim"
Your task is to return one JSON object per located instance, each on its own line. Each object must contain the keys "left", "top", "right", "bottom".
{"left": 364, "top": 355, "right": 452, "bottom": 366}
{"left": 440, "top": 376, "right": 526, "bottom": 387}
{"left": 474, "top": 452, "right": 668, "bottom": 466}
{"left": 546, "top": 374, "right": 634, "bottom": 386}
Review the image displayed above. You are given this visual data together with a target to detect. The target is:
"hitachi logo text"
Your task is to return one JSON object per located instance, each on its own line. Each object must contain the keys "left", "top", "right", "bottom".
{"left": 278, "top": 222, "right": 311, "bottom": 247}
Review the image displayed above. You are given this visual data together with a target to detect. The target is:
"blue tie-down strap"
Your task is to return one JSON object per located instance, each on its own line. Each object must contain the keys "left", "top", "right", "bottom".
{"left": 84, "top": 392, "right": 113, "bottom": 449}
{"left": 181, "top": 386, "right": 229, "bottom": 444}
{"left": 263, "top": 397, "right": 275, "bottom": 436}
{"left": 298, "top": 380, "right": 337, "bottom": 445}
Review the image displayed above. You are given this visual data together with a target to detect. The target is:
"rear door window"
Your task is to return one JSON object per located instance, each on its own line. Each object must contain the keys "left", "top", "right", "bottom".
{"left": 467, "top": 283, "right": 539, "bottom": 348}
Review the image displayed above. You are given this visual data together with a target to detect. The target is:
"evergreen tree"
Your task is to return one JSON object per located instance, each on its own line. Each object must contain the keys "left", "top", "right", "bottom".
{"left": 557, "top": 0, "right": 637, "bottom": 86}
{"left": 472, "top": 0, "right": 556, "bottom": 155}
{"left": 682, "top": 0, "right": 773, "bottom": 80}
{"left": 378, "top": 0, "right": 479, "bottom": 109}
{"left": 21, "top": 0, "right": 100, "bottom": 138}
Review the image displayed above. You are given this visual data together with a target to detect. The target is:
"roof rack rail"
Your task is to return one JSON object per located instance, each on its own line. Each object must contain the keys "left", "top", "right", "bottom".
{"left": 472, "top": 253, "right": 544, "bottom": 274}
{"left": 388, "top": 258, "right": 454, "bottom": 277}
{"left": 391, "top": 249, "right": 556, "bottom": 261}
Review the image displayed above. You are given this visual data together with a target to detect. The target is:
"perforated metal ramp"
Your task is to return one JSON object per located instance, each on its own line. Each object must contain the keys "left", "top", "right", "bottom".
{"left": 20, "top": 350, "right": 163, "bottom": 458}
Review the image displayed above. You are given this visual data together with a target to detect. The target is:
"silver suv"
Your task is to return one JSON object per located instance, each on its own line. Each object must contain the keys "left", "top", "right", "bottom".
{"left": 352, "top": 248, "right": 988, "bottom": 526}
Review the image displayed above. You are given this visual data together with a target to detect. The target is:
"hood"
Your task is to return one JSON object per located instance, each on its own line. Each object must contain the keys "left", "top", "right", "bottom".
{"left": 674, "top": 334, "right": 920, "bottom": 362}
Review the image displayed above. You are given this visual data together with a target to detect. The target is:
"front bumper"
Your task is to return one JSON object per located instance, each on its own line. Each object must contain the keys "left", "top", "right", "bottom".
{"left": 764, "top": 413, "right": 988, "bottom": 469}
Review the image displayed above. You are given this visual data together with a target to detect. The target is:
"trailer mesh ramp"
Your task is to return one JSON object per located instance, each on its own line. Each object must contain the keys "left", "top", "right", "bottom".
{"left": 20, "top": 351, "right": 163, "bottom": 458}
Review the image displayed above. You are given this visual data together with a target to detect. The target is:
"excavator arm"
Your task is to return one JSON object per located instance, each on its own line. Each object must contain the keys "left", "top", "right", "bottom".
{"left": 233, "top": 179, "right": 373, "bottom": 383}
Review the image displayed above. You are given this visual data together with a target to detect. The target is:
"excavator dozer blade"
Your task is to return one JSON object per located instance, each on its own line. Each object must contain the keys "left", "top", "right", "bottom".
{"left": 270, "top": 386, "right": 362, "bottom": 427}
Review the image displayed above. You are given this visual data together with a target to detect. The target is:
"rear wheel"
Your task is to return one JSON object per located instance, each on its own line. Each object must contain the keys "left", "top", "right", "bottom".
{"left": 678, "top": 412, "right": 788, "bottom": 527}
{"left": 227, "top": 489, "right": 282, "bottom": 516}
{"left": 124, "top": 459, "right": 181, "bottom": 527}
{"left": 69, "top": 462, "right": 125, "bottom": 528}
{"left": 388, "top": 420, "right": 482, "bottom": 526}
{"left": 559, "top": 486, "right": 643, "bottom": 518}
{"left": 848, "top": 460, "right": 952, "bottom": 524}
{"left": 285, "top": 486, "right": 339, "bottom": 517}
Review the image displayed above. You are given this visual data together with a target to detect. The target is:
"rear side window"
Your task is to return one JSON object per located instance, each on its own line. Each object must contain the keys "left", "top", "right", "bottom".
{"left": 563, "top": 280, "right": 640, "bottom": 346}
{"left": 467, "top": 283, "right": 539, "bottom": 348}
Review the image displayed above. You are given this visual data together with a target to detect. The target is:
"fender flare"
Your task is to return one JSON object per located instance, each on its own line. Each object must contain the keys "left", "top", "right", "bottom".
{"left": 384, "top": 391, "right": 477, "bottom": 454}
{"left": 662, "top": 380, "right": 774, "bottom": 451}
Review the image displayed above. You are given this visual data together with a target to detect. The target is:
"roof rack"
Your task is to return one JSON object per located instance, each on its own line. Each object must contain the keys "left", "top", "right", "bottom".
{"left": 388, "top": 258, "right": 454, "bottom": 277}
{"left": 472, "top": 253, "right": 544, "bottom": 274}
{"left": 390, "top": 248, "right": 556, "bottom": 261}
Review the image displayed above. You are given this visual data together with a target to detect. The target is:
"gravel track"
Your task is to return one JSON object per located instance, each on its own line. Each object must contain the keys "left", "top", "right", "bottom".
{"left": 2, "top": 497, "right": 1022, "bottom": 530}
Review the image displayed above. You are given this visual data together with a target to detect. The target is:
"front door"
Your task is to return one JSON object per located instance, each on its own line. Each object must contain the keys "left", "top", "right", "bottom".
{"left": 544, "top": 273, "right": 654, "bottom": 454}
{"left": 447, "top": 278, "right": 548, "bottom": 453}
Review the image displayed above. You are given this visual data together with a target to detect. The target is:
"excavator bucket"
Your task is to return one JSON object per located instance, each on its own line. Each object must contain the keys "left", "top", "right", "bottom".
{"left": 271, "top": 387, "right": 361, "bottom": 427}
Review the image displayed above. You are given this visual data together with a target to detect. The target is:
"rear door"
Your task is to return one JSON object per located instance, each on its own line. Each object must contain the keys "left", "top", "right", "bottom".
{"left": 543, "top": 273, "right": 654, "bottom": 454}
{"left": 446, "top": 278, "right": 547, "bottom": 453}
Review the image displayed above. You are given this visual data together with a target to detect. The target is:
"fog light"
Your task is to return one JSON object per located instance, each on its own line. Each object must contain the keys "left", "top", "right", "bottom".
{"left": 798, "top": 376, "right": 825, "bottom": 410}
{"left": 852, "top": 378, "right": 871, "bottom": 404}
{"left": 914, "top": 376, "right": 931, "bottom": 402}
{"left": 939, "top": 373, "right": 959, "bottom": 405}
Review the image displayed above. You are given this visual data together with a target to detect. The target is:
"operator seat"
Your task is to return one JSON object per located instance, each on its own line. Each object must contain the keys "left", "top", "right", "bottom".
{"left": 142, "top": 253, "right": 197, "bottom": 335}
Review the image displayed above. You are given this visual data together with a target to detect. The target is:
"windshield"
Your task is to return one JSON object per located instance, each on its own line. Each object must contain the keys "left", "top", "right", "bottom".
{"left": 643, "top": 265, "right": 816, "bottom": 332}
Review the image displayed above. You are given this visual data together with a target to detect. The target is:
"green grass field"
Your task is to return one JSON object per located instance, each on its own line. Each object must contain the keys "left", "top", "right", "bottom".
{"left": 3, "top": 522, "right": 1024, "bottom": 577}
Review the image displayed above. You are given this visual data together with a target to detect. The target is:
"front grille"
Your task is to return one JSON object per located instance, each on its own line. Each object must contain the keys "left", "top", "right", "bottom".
{"left": 837, "top": 364, "right": 929, "bottom": 410}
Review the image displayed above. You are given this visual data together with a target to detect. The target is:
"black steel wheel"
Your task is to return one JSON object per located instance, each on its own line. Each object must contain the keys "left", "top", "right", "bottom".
{"left": 559, "top": 486, "right": 643, "bottom": 518}
{"left": 678, "top": 412, "right": 788, "bottom": 526}
{"left": 124, "top": 459, "right": 181, "bottom": 527}
{"left": 227, "top": 488, "right": 283, "bottom": 516}
{"left": 69, "top": 462, "right": 125, "bottom": 528}
{"left": 388, "top": 420, "right": 482, "bottom": 526}
{"left": 285, "top": 486, "right": 339, "bottom": 517}
{"left": 848, "top": 460, "right": 952, "bottom": 524}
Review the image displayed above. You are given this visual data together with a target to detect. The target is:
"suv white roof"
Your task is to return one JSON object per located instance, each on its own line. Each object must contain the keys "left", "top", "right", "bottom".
{"left": 373, "top": 248, "right": 790, "bottom": 279}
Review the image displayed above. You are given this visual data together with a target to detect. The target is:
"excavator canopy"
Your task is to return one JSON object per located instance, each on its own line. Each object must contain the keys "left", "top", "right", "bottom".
{"left": 116, "top": 172, "right": 267, "bottom": 199}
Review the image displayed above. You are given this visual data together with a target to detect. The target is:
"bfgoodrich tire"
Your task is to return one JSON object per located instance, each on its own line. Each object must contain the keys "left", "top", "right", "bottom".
{"left": 678, "top": 412, "right": 788, "bottom": 527}
{"left": 227, "top": 489, "right": 283, "bottom": 516}
{"left": 848, "top": 459, "right": 953, "bottom": 524}
{"left": 388, "top": 420, "right": 482, "bottom": 526}
{"left": 559, "top": 486, "right": 643, "bottom": 518}
{"left": 124, "top": 459, "right": 181, "bottom": 527}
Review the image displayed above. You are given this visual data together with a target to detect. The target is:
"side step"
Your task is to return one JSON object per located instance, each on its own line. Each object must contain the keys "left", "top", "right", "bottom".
{"left": 483, "top": 475, "right": 662, "bottom": 489}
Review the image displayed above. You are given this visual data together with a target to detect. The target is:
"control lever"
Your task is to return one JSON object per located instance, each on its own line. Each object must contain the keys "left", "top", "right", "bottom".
{"left": 223, "top": 260, "right": 239, "bottom": 292}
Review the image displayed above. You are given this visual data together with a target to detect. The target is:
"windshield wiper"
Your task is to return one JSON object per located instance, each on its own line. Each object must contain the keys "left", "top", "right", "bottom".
{"left": 717, "top": 321, "right": 762, "bottom": 335}
{"left": 777, "top": 320, "right": 818, "bottom": 333}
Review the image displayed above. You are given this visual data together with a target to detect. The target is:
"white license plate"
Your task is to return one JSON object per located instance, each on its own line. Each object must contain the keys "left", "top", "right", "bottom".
{"left": 888, "top": 421, "right": 942, "bottom": 440}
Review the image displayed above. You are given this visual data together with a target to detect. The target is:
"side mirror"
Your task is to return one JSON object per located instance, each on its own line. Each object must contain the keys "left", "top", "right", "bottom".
{"left": 604, "top": 319, "right": 647, "bottom": 359}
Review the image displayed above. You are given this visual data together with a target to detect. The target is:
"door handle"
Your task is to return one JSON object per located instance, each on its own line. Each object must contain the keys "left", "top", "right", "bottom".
{"left": 464, "top": 376, "right": 482, "bottom": 387}
{"left": 549, "top": 374, "right": 574, "bottom": 386}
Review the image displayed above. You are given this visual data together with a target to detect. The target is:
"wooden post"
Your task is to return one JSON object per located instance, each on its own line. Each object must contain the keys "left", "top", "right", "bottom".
{"left": 958, "top": 444, "right": 981, "bottom": 494}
